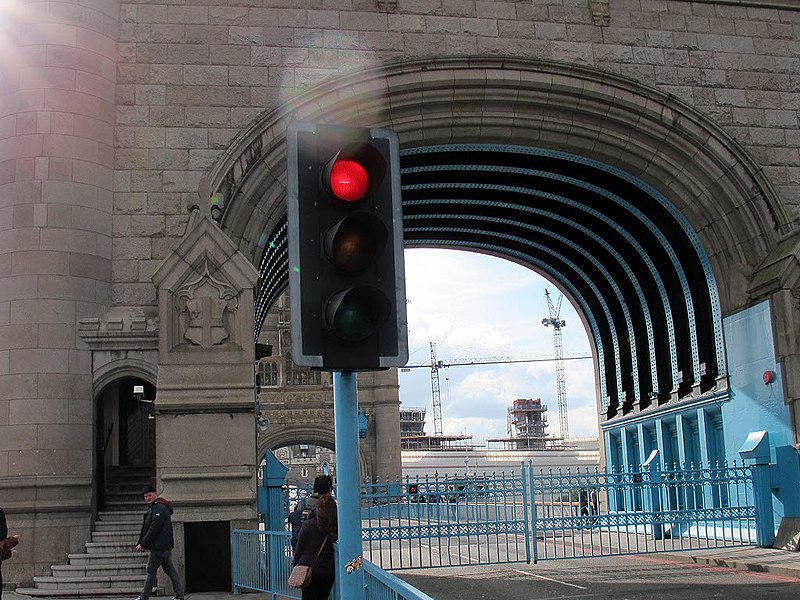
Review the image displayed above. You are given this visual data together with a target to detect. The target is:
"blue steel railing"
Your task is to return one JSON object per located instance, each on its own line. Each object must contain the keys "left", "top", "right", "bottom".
{"left": 232, "top": 529, "right": 432, "bottom": 600}
{"left": 361, "top": 470, "right": 530, "bottom": 569}
{"left": 529, "top": 462, "right": 756, "bottom": 561}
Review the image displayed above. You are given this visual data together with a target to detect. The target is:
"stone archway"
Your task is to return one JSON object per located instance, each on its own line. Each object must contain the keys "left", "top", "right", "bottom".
{"left": 209, "top": 56, "right": 787, "bottom": 311}
{"left": 202, "top": 56, "right": 796, "bottom": 451}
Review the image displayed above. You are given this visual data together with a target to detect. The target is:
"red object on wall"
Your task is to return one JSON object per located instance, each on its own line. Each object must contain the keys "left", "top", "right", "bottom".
{"left": 763, "top": 370, "right": 775, "bottom": 385}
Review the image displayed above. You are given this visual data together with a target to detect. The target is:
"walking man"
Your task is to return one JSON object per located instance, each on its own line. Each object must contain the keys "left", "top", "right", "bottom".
{"left": 134, "top": 485, "right": 184, "bottom": 600}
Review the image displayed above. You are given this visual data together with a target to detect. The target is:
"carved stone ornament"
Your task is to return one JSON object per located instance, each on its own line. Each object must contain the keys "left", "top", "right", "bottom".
{"left": 589, "top": 0, "right": 610, "bottom": 26}
{"left": 176, "top": 259, "right": 239, "bottom": 348}
{"left": 792, "top": 285, "right": 800, "bottom": 309}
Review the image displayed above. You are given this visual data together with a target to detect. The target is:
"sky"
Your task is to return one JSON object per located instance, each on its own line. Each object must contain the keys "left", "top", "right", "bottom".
{"left": 399, "top": 248, "right": 599, "bottom": 444}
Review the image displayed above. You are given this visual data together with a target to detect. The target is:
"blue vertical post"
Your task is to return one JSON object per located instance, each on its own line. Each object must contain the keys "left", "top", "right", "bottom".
{"left": 333, "top": 371, "right": 365, "bottom": 599}
{"left": 642, "top": 450, "right": 664, "bottom": 540}
{"left": 738, "top": 431, "right": 775, "bottom": 547}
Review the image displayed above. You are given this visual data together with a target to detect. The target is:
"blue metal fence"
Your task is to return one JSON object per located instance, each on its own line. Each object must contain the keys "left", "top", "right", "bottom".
{"left": 232, "top": 529, "right": 433, "bottom": 600}
{"left": 528, "top": 461, "right": 756, "bottom": 561}
{"left": 361, "top": 471, "right": 530, "bottom": 569}
{"left": 242, "top": 460, "right": 759, "bottom": 587}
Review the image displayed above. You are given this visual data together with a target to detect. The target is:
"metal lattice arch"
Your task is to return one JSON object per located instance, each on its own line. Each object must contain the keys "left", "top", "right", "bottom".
{"left": 208, "top": 56, "right": 787, "bottom": 422}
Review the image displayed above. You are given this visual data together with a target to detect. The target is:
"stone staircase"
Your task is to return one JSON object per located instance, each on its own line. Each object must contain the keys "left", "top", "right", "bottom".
{"left": 16, "top": 467, "right": 158, "bottom": 598}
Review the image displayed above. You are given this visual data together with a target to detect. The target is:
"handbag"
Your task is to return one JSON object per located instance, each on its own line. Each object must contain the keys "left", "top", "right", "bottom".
{"left": 288, "top": 535, "right": 328, "bottom": 589}
{"left": 0, "top": 536, "right": 19, "bottom": 562}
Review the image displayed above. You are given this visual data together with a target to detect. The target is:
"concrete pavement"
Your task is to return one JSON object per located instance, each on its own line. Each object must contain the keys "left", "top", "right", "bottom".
{"left": 4, "top": 546, "right": 800, "bottom": 600}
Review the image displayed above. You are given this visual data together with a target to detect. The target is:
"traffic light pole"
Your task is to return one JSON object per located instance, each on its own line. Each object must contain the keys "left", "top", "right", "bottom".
{"left": 333, "top": 371, "right": 365, "bottom": 599}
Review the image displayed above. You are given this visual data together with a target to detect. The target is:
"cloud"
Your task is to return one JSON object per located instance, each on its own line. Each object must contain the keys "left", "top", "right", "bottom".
{"left": 400, "top": 248, "right": 598, "bottom": 443}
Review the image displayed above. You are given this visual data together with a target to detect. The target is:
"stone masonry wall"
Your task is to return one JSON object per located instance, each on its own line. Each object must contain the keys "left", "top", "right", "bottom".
{"left": 0, "top": 0, "right": 121, "bottom": 582}
{"left": 113, "top": 0, "right": 800, "bottom": 310}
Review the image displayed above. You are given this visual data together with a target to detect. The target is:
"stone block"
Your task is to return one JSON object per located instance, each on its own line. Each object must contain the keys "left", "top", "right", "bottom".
{"left": 228, "top": 26, "right": 264, "bottom": 46}
{"left": 11, "top": 250, "right": 69, "bottom": 276}
{"left": 111, "top": 282, "right": 157, "bottom": 306}
{"left": 9, "top": 397, "right": 70, "bottom": 425}
{"left": 0, "top": 324, "right": 37, "bottom": 349}
{"left": 37, "top": 323, "right": 77, "bottom": 349}
{"left": 0, "top": 227, "right": 39, "bottom": 253}
{"left": 39, "top": 228, "right": 98, "bottom": 253}
{"left": 0, "top": 424, "right": 38, "bottom": 451}
{"left": 210, "top": 45, "right": 251, "bottom": 66}
{"left": 9, "top": 348, "right": 70, "bottom": 374}
{"left": 113, "top": 236, "right": 152, "bottom": 260}
{"left": 38, "top": 275, "right": 98, "bottom": 302}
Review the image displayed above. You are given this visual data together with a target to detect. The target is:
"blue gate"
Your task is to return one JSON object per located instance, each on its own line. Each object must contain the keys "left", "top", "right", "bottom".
{"left": 360, "top": 470, "right": 531, "bottom": 569}
{"left": 251, "top": 455, "right": 760, "bottom": 574}
{"left": 359, "top": 459, "right": 757, "bottom": 569}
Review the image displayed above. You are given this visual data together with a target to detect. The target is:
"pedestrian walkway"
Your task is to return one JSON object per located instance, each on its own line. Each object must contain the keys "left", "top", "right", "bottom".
{"left": 5, "top": 546, "right": 800, "bottom": 600}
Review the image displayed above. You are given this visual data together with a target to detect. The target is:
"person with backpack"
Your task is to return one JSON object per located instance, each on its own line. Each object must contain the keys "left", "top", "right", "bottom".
{"left": 288, "top": 475, "right": 333, "bottom": 551}
{"left": 291, "top": 494, "right": 338, "bottom": 600}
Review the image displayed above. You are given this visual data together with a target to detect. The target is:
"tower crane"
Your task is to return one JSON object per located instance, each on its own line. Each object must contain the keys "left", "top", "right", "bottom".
{"left": 542, "top": 289, "right": 569, "bottom": 439}
{"left": 401, "top": 341, "right": 591, "bottom": 439}
{"left": 429, "top": 342, "right": 444, "bottom": 436}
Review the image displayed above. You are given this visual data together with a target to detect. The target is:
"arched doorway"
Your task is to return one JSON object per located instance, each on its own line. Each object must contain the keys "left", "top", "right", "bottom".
{"left": 95, "top": 377, "right": 156, "bottom": 511}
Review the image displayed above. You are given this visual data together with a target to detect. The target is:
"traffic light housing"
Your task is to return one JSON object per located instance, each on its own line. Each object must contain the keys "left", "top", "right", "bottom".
{"left": 286, "top": 123, "right": 408, "bottom": 371}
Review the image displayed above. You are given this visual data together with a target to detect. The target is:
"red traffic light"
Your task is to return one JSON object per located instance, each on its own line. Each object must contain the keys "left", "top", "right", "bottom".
{"left": 329, "top": 158, "right": 370, "bottom": 202}
{"left": 408, "top": 484, "right": 419, "bottom": 494}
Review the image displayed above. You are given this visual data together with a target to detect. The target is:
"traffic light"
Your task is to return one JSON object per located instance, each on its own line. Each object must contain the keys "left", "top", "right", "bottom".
{"left": 286, "top": 123, "right": 408, "bottom": 371}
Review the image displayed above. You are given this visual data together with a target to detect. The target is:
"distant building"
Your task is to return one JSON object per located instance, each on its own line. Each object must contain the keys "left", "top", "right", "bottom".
{"left": 400, "top": 405, "right": 473, "bottom": 450}
{"left": 488, "top": 398, "right": 552, "bottom": 450}
{"left": 402, "top": 438, "right": 600, "bottom": 479}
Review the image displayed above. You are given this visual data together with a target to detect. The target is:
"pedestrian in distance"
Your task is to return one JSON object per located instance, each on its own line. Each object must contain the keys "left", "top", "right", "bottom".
{"left": 579, "top": 489, "right": 589, "bottom": 517}
{"left": 288, "top": 475, "right": 333, "bottom": 551}
{"left": 292, "top": 494, "right": 338, "bottom": 600}
{"left": 134, "top": 485, "right": 184, "bottom": 600}
{"left": 0, "top": 507, "right": 20, "bottom": 600}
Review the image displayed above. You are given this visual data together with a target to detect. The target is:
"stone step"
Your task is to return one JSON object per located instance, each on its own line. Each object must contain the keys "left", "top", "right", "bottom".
{"left": 91, "top": 530, "right": 139, "bottom": 543}
{"left": 86, "top": 542, "right": 134, "bottom": 555}
{"left": 94, "top": 520, "right": 141, "bottom": 532}
{"left": 15, "top": 586, "right": 148, "bottom": 598}
{"left": 103, "top": 502, "right": 144, "bottom": 512}
{"left": 51, "top": 564, "right": 145, "bottom": 578}
{"left": 68, "top": 552, "right": 147, "bottom": 566}
{"left": 97, "top": 505, "right": 142, "bottom": 524}
{"left": 31, "top": 575, "right": 146, "bottom": 591}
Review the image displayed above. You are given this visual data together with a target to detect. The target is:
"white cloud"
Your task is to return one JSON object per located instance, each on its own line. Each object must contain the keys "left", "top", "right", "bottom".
{"left": 400, "top": 248, "right": 598, "bottom": 443}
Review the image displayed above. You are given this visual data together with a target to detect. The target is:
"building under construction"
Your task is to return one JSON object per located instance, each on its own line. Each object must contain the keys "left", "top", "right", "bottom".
{"left": 400, "top": 406, "right": 473, "bottom": 450}
{"left": 488, "top": 398, "right": 553, "bottom": 450}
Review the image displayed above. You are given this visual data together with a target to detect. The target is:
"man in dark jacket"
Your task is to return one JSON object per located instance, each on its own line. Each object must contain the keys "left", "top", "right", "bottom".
{"left": 134, "top": 486, "right": 183, "bottom": 600}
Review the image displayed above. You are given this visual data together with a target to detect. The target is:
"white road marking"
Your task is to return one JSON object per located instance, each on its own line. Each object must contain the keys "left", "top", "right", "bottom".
{"left": 512, "top": 568, "right": 588, "bottom": 589}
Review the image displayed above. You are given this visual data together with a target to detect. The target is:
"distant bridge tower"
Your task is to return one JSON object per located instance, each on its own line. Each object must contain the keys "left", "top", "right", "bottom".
{"left": 542, "top": 290, "right": 569, "bottom": 439}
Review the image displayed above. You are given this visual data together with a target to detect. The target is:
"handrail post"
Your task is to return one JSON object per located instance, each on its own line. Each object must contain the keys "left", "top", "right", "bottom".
{"left": 642, "top": 450, "right": 664, "bottom": 540}
{"left": 738, "top": 431, "right": 775, "bottom": 547}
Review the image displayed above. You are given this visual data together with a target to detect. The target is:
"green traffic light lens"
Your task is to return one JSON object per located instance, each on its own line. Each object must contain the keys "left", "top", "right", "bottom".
{"left": 324, "top": 212, "right": 388, "bottom": 272}
{"left": 326, "top": 286, "right": 391, "bottom": 342}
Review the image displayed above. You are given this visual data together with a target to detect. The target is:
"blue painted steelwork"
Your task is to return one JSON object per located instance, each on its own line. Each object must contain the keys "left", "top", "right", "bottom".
{"left": 232, "top": 530, "right": 432, "bottom": 600}
{"left": 406, "top": 237, "right": 607, "bottom": 409}
{"left": 403, "top": 191, "right": 669, "bottom": 396}
{"left": 528, "top": 461, "right": 755, "bottom": 561}
{"left": 403, "top": 144, "right": 725, "bottom": 379}
{"left": 360, "top": 470, "right": 531, "bottom": 570}
{"left": 254, "top": 217, "right": 288, "bottom": 341}
{"left": 333, "top": 371, "right": 366, "bottom": 599}
{"left": 407, "top": 227, "right": 624, "bottom": 409}
{"left": 232, "top": 529, "right": 296, "bottom": 599}
{"left": 411, "top": 210, "right": 644, "bottom": 398}
{"left": 362, "top": 560, "right": 435, "bottom": 600}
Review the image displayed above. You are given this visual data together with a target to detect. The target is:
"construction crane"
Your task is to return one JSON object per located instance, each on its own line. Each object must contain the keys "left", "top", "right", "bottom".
{"left": 542, "top": 289, "right": 569, "bottom": 439}
{"left": 402, "top": 341, "right": 591, "bottom": 438}
{"left": 429, "top": 342, "right": 444, "bottom": 436}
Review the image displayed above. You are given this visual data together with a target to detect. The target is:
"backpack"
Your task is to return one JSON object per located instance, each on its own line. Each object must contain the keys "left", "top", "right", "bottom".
{"left": 289, "top": 499, "right": 315, "bottom": 547}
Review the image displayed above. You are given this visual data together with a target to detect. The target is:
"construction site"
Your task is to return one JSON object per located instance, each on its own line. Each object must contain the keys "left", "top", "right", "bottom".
{"left": 399, "top": 290, "right": 599, "bottom": 466}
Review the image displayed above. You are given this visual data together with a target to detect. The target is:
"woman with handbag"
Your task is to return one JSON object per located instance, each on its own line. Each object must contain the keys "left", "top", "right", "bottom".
{"left": 290, "top": 494, "right": 338, "bottom": 599}
{"left": 0, "top": 506, "right": 21, "bottom": 600}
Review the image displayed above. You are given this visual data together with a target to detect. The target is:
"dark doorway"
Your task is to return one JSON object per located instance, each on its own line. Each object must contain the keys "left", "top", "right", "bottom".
{"left": 185, "top": 521, "right": 232, "bottom": 592}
